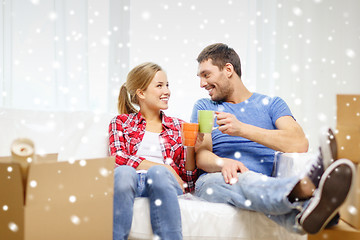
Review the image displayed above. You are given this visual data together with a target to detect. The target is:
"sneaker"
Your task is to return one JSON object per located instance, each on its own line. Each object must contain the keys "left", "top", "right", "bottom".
{"left": 307, "top": 152, "right": 325, "bottom": 188}
{"left": 319, "top": 128, "right": 338, "bottom": 169}
{"left": 307, "top": 128, "right": 338, "bottom": 188}
{"left": 325, "top": 212, "right": 340, "bottom": 229}
{"left": 298, "top": 159, "right": 355, "bottom": 234}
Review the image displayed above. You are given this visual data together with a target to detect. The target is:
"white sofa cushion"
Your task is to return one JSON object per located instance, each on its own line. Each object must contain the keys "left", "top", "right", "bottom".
{"left": 130, "top": 194, "right": 306, "bottom": 240}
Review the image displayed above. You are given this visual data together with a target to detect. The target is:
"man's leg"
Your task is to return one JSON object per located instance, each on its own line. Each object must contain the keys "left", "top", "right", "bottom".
{"left": 195, "top": 159, "right": 354, "bottom": 234}
{"left": 288, "top": 176, "right": 315, "bottom": 202}
{"left": 195, "top": 171, "right": 302, "bottom": 215}
{"left": 297, "top": 159, "right": 355, "bottom": 234}
{"left": 268, "top": 129, "right": 343, "bottom": 233}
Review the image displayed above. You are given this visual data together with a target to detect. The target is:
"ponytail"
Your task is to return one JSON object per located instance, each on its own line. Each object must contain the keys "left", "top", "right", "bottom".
{"left": 117, "top": 84, "right": 137, "bottom": 114}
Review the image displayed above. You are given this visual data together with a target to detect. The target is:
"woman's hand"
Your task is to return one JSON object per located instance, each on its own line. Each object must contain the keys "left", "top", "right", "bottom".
{"left": 165, "top": 165, "right": 185, "bottom": 193}
{"left": 194, "top": 132, "right": 204, "bottom": 152}
{"left": 137, "top": 160, "right": 185, "bottom": 193}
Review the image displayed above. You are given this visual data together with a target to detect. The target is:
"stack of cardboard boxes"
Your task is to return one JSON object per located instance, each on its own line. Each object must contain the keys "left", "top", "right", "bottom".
{"left": 0, "top": 154, "right": 114, "bottom": 240}
{"left": 309, "top": 94, "right": 360, "bottom": 240}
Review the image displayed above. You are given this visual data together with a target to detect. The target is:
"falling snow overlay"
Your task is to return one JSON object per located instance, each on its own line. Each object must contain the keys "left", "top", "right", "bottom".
{"left": 0, "top": 0, "right": 359, "bottom": 239}
{"left": 0, "top": 1, "right": 358, "bottom": 154}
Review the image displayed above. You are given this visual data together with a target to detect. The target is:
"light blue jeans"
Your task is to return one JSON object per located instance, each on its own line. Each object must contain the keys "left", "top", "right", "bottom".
{"left": 194, "top": 171, "right": 307, "bottom": 234}
{"left": 113, "top": 165, "right": 183, "bottom": 240}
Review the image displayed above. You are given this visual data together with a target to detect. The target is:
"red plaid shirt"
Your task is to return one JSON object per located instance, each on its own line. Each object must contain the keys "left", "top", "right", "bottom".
{"left": 108, "top": 111, "right": 198, "bottom": 192}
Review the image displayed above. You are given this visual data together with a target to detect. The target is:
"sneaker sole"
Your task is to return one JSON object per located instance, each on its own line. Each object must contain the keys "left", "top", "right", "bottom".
{"left": 299, "top": 159, "right": 355, "bottom": 234}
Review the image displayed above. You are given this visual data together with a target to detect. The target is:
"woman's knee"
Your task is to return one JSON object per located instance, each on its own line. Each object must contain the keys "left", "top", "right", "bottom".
{"left": 147, "top": 165, "right": 170, "bottom": 180}
{"left": 114, "top": 165, "right": 137, "bottom": 192}
{"left": 146, "top": 165, "right": 175, "bottom": 187}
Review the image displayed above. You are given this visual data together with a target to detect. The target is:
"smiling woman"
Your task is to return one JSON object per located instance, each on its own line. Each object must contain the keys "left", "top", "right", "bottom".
{"left": 109, "top": 62, "right": 202, "bottom": 240}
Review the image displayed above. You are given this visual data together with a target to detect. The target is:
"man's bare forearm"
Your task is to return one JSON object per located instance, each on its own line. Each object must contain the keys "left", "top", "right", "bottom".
{"left": 196, "top": 148, "right": 223, "bottom": 173}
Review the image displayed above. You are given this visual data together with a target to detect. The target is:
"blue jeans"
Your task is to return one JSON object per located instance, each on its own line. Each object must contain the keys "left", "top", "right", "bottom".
{"left": 113, "top": 165, "right": 183, "bottom": 240}
{"left": 194, "top": 171, "right": 306, "bottom": 234}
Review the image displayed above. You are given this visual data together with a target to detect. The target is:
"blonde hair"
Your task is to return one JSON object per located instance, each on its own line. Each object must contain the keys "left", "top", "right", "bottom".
{"left": 118, "top": 62, "right": 162, "bottom": 114}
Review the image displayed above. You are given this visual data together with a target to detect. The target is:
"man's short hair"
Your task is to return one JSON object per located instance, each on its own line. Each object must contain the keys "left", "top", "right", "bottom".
{"left": 197, "top": 43, "right": 242, "bottom": 78}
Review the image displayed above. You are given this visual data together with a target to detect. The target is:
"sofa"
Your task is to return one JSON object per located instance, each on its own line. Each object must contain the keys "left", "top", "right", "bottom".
{"left": 0, "top": 108, "right": 308, "bottom": 240}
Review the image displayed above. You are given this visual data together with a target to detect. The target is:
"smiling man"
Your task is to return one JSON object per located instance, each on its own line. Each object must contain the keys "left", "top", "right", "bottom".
{"left": 190, "top": 43, "right": 354, "bottom": 235}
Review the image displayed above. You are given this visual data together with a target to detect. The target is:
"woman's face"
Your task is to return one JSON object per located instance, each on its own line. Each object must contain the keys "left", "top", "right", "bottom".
{"left": 140, "top": 70, "right": 171, "bottom": 111}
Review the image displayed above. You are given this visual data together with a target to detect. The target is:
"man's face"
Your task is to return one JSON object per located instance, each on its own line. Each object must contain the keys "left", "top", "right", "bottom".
{"left": 197, "top": 59, "right": 233, "bottom": 102}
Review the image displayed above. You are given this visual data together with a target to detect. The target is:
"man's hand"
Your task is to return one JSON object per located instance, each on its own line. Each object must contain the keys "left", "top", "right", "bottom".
{"left": 215, "top": 111, "right": 243, "bottom": 136}
{"left": 220, "top": 158, "right": 249, "bottom": 184}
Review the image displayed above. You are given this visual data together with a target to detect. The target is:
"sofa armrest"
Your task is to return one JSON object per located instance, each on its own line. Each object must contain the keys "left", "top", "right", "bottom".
{"left": 272, "top": 151, "right": 319, "bottom": 179}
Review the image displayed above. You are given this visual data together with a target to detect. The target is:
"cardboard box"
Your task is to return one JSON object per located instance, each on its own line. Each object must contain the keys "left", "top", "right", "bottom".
{"left": 336, "top": 94, "right": 360, "bottom": 163}
{"left": 308, "top": 220, "right": 360, "bottom": 240}
{"left": 0, "top": 154, "right": 114, "bottom": 240}
{"left": 340, "top": 163, "right": 360, "bottom": 230}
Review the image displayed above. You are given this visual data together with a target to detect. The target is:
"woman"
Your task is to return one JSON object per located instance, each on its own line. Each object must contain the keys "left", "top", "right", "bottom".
{"left": 109, "top": 62, "right": 200, "bottom": 240}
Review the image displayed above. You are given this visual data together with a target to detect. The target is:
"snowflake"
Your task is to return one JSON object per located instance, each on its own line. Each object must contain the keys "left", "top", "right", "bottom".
{"left": 206, "top": 187, "right": 214, "bottom": 195}
{"left": 317, "top": 113, "right": 327, "bottom": 122}
{"left": 71, "top": 215, "right": 81, "bottom": 225}
{"left": 142, "top": 11, "right": 151, "bottom": 20}
{"left": 348, "top": 205, "right": 358, "bottom": 215}
{"left": 346, "top": 49, "right": 355, "bottom": 58}
{"left": 69, "top": 195, "right": 77, "bottom": 203}
{"left": 293, "top": 7, "right": 303, "bottom": 16}
{"left": 79, "top": 160, "right": 87, "bottom": 167}
{"left": 294, "top": 98, "right": 302, "bottom": 106}
{"left": 30, "top": 0, "right": 40, "bottom": 5}
{"left": 229, "top": 178, "right": 238, "bottom": 185}
{"left": 30, "top": 180, "right": 37, "bottom": 188}
{"left": 215, "top": 158, "right": 224, "bottom": 166}
{"left": 262, "top": 98, "right": 269, "bottom": 105}
{"left": 8, "top": 222, "right": 19, "bottom": 232}
{"left": 49, "top": 12, "right": 57, "bottom": 21}
{"left": 154, "top": 199, "right": 162, "bottom": 206}
{"left": 234, "top": 151, "right": 241, "bottom": 159}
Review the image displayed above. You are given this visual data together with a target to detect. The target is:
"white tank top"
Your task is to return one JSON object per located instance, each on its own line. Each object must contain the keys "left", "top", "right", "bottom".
{"left": 136, "top": 131, "right": 164, "bottom": 173}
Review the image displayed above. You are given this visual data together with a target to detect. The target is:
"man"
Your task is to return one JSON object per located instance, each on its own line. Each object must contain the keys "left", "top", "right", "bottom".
{"left": 191, "top": 43, "right": 354, "bottom": 234}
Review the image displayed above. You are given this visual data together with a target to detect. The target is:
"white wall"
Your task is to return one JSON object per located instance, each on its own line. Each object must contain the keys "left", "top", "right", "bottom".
{"left": 1, "top": 0, "right": 359, "bottom": 151}
{"left": 127, "top": 0, "right": 360, "bottom": 150}
{"left": 269, "top": 0, "right": 360, "bottom": 150}
{"left": 0, "top": 0, "right": 115, "bottom": 112}
{"left": 128, "top": 0, "right": 258, "bottom": 120}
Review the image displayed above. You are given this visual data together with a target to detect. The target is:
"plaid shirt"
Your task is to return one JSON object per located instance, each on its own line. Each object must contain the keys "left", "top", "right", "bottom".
{"left": 108, "top": 111, "right": 198, "bottom": 192}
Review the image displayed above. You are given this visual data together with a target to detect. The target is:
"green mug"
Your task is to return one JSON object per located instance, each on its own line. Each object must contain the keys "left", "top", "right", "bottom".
{"left": 198, "top": 110, "right": 217, "bottom": 133}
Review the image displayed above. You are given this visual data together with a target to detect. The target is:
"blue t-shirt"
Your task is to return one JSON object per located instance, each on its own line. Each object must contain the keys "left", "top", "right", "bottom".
{"left": 190, "top": 93, "right": 293, "bottom": 176}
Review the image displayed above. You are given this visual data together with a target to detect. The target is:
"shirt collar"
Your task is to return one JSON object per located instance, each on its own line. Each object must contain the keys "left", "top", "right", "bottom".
{"left": 135, "top": 111, "right": 172, "bottom": 129}
{"left": 160, "top": 111, "right": 173, "bottom": 129}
